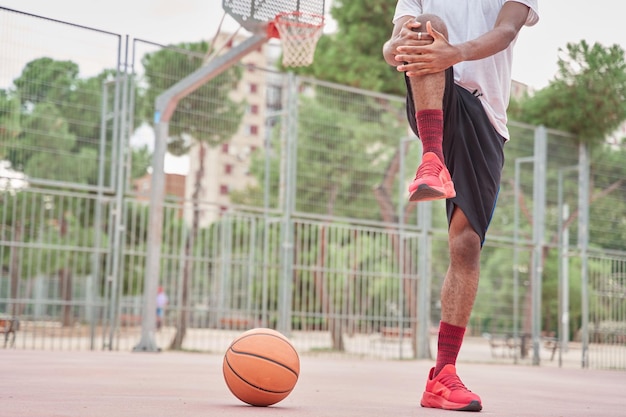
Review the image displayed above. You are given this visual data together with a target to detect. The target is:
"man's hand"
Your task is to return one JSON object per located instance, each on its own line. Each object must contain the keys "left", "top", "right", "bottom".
{"left": 383, "top": 17, "right": 433, "bottom": 67}
{"left": 395, "top": 21, "right": 459, "bottom": 77}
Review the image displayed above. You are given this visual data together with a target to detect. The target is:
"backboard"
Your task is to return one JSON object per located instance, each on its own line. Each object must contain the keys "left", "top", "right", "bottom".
{"left": 223, "top": 0, "right": 325, "bottom": 35}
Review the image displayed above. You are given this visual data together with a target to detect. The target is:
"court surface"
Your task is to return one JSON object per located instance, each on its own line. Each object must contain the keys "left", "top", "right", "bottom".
{"left": 2, "top": 349, "right": 624, "bottom": 417}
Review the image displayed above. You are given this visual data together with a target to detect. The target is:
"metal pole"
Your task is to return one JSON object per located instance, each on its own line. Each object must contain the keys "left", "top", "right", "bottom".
{"left": 559, "top": 203, "right": 570, "bottom": 366}
{"left": 578, "top": 143, "right": 590, "bottom": 368}
{"left": 262, "top": 112, "right": 282, "bottom": 327}
{"left": 397, "top": 136, "right": 407, "bottom": 358}
{"left": 557, "top": 166, "right": 577, "bottom": 366}
{"left": 107, "top": 71, "right": 128, "bottom": 351}
{"left": 514, "top": 156, "right": 534, "bottom": 363}
{"left": 405, "top": 138, "right": 432, "bottom": 360}
{"left": 133, "top": 120, "right": 168, "bottom": 352}
{"left": 416, "top": 198, "right": 432, "bottom": 359}
{"left": 397, "top": 136, "right": 417, "bottom": 358}
{"left": 277, "top": 72, "right": 297, "bottom": 335}
{"left": 90, "top": 80, "right": 111, "bottom": 350}
{"left": 531, "top": 126, "right": 547, "bottom": 365}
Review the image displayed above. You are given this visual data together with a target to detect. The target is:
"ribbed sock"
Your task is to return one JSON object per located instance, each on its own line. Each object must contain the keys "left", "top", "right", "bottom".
{"left": 434, "top": 321, "right": 466, "bottom": 376}
{"left": 416, "top": 109, "right": 444, "bottom": 163}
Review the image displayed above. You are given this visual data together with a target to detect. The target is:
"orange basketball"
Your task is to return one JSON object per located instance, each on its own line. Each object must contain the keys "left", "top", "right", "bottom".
{"left": 222, "top": 328, "right": 300, "bottom": 407}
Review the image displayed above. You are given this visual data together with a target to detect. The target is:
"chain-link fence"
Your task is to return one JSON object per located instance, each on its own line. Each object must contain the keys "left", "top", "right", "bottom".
{"left": 1, "top": 7, "right": 625, "bottom": 369}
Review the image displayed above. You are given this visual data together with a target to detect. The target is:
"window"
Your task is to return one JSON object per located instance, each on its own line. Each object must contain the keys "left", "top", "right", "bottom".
{"left": 221, "top": 143, "right": 229, "bottom": 153}
{"left": 224, "top": 164, "right": 233, "bottom": 175}
{"left": 249, "top": 104, "right": 259, "bottom": 115}
{"left": 249, "top": 125, "right": 259, "bottom": 135}
{"left": 220, "top": 185, "right": 229, "bottom": 195}
{"left": 249, "top": 83, "right": 258, "bottom": 94}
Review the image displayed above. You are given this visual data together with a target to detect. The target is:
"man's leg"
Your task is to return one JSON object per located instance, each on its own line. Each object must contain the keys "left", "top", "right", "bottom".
{"left": 436, "top": 207, "right": 481, "bottom": 373}
{"left": 406, "top": 15, "right": 456, "bottom": 202}
{"left": 420, "top": 207, "right": 483, "bottom": 412}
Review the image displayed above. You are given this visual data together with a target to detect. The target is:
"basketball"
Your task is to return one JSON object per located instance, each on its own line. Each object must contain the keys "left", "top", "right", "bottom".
{"left": 222, "top": 328, "right": 300, "bottom": 407}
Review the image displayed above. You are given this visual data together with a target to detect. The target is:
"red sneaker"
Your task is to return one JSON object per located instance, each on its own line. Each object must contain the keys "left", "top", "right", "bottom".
{"left": 420, "top": 365, "right": 482, "bottom": 411}
{"left": 408, "top": 152, "right": 456, "bottom": 202}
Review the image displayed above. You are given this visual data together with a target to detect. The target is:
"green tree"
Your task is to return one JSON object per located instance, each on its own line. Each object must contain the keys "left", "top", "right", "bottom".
{"left": 0, "top": 89, "right": 21, "bottom": 160}
{"left": 512, "top": 41, "right": 626, "bottom": 148}
{"left": 138, "top": 41, "right": 244, "bottom": 349}
{"left": 7, "top": 58, "right": 144, "bottom": 185}
{"left": 13, "top": 58, "right": 79, "bottom": 108}
{"left": 17, "top": 102, "right": 98, "bottom": 183}
{"left": 55, "top": 69, "right": 119, "bottom": 152}
{"left": 129, "top": 145, "right": 152, "bottom": 179}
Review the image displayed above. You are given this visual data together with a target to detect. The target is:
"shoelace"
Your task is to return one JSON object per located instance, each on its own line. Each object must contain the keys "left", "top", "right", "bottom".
{"left": 414, "top": 159, "right": 442, "bottom": 180}
{"left": 438, "top": 373, "right": 471, "bottom": 392}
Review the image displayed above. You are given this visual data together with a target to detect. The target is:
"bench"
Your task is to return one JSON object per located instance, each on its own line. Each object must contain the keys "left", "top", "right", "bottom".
{"left": 0, "top": 317, "right": 19, "bottom": 347}
{"left": 119, "top": 314, "right": 142, "bottom": 326}
{"left": 379, "top": 326, "right": 413, "bottom": 342}
{"left": 219, "top": 316, "right": 255, "bottom": 330}
{"left": 484, "top": 332, "right": 559, "bottom": 360}
{"left": 483, "top": 333, "right": 516, "bottom": 358}
{"left": 542, "top": 336, "right": 559, "bottom": 361}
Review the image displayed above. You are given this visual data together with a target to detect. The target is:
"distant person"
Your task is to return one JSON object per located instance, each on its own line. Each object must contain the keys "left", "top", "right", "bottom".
{"left": 383, "top": 0, "right": 539, "bottom": 411}
{"left": 156, "top": 286, "right": 168, "bottom": 330}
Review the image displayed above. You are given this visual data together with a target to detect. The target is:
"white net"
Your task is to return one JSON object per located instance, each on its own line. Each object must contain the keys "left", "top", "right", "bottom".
{"left": 273, "top": 12, "right": 324, "bottom": 67}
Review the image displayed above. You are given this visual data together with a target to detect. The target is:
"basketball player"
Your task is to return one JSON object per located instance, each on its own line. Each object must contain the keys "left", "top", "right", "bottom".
{"left": 383, "top": 0, "right": 539, "bottom": 411}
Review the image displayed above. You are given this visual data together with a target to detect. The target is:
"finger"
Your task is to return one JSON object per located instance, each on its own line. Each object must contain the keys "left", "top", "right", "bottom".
{"left": 397, "top": 62, "right": 423, "bottom": 73}
{"left": 405, "top": 67, "right": 424, "bottom": 77}
{"left": 426, "top": 21, "right": 444, "bottom": 40}
{"left": 407, "top": 20, "right": 422, "bottom": 31}
{"left": 395, "top": 54, "right": 418, "bottom": 64}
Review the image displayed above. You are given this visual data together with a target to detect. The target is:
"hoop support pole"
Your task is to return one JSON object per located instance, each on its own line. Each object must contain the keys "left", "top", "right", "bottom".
{"left": 155, "top": 33, "right": 268, "bottom": 123}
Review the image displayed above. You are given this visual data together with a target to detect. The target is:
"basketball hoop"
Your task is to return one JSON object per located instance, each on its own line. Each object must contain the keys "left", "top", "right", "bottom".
{"left": 269, "top": 11, "right": 324, "bottom": 67}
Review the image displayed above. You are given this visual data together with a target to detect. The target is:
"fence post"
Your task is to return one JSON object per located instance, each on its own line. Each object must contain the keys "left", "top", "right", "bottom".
{"left": 514, "top": 156, "right": 534, "bottom": 363}
{"left": 277, "top": 72, "right": 298, "bottom": 335}
{"left": 107, "top": 72, "right": 128, "bottom": 350}
{"left": 531, "top": 125, "right": 547, "bottom": 365}
{"left": 416, "top": 198, "right": 432, "bottom": 359}
{"left": 578, "top": 142, "right": 590, "bottom": 368}
{"left": 557, "top": 165, "right": 577, "bottom": 366}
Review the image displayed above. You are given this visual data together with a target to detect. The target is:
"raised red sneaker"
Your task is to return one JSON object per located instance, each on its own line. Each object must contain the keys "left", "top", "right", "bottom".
{"left": 408, "top": 152, "right": 456, "bottom": 202}
{"left": 420, "top": 365, "right": 482, "bottom": 412}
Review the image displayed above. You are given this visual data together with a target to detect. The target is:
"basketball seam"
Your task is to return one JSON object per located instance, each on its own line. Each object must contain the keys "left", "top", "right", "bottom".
{"left": 224, "top": 356, "right": 294, "bottom": 394}
{"left": 229, "top": 333, "right": 300, "bottom": 377}
{"left": 228, "top": 347, "right": 299, "bottom": 378}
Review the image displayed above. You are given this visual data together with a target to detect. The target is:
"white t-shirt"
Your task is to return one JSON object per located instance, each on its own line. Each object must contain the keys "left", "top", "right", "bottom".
{"left": 393, "top": 0, "right": 539, "bottom": 140}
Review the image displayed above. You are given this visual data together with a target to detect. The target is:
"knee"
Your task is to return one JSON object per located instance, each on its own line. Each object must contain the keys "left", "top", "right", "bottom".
{"left": 449, "top": 222, "right": 481, "bottom": 266}
{"left": 415, "top": 14, "right": 448, "bottom": 39}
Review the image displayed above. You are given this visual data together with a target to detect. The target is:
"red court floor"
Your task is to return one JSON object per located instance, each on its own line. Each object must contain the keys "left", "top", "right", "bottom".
{"left": 2, "top": 349, "right": 624, "bottom": 417}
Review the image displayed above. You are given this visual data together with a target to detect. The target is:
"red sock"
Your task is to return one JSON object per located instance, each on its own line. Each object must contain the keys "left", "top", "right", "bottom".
{"left": 434, "top": 321, "right": 465, "bottom": 376}
{"left": 416, "top": 109, "right": 444, "bottom": 163}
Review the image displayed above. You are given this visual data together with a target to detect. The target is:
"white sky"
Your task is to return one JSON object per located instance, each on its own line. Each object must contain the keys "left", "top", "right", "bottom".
{"left": 1, "top": 0, "right": 624, "bottom": 90}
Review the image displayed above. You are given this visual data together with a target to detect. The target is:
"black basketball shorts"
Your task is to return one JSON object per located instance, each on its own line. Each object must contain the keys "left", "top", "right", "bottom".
{"left": 405, "top": 68, "right": 505, "bottom": 245}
